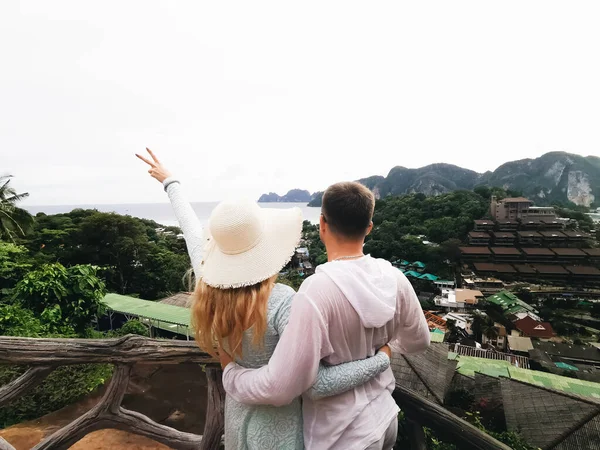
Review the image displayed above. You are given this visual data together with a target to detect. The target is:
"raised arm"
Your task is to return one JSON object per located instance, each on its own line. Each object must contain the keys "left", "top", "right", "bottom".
{"left": 162, "top": 179, "right": 204, "bottom": 274}
{"left": 136, "top": 148, "right": 204, "bottom": 276}
{"left": 388, "top": 272, "right": 430, "bottom": 354}
{"left": 271, "top": 290, "right": 390, "bottom": 401}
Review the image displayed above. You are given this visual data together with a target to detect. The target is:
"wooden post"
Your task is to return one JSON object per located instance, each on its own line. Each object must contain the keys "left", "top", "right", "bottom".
{"left": 200, "top": 367, "right": 225, "bottom": 450}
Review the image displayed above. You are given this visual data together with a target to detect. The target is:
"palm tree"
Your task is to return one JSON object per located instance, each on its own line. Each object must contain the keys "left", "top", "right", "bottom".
{"left": 0, "top": 175, "right": 33, "bottom": 241}
{"left": 471, "top": 312, "right": 498, "bottom": 343}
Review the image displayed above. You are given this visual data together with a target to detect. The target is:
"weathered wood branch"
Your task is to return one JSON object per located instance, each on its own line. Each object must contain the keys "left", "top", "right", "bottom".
{"left": 33, "top": 364, "right": 132, "bottom": 450}
{"left": 0, "top": 366, "right": 53, "bottom": 408}
{"left": 113, "top": 407, "right": 204, "bottom": 449}
{"left": 0, "top": 437, "right": 16, "bottom": 450}
{"left": 393, "top": 384, "right": 511, "bottom": 450}
{"left": 200, "top": 367, "right": 225, "bottom": 450}
{"left": 0, "top": 335, "right": 217, "bottom": 366}
{"left": 33, "top": 365, "right": 207, "bottom": 450}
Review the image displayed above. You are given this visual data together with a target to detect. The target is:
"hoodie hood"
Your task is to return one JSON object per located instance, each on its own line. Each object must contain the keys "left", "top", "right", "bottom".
{"left": 317, "top": 255, "right": 398, "bottom": 328}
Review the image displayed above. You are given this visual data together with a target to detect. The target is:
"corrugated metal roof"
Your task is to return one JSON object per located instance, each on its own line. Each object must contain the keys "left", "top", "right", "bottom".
{"left": 103, "top": 293, "right": 191, "bottom": 327}
{"left": 451, "top": 353, "right": 600, "bottom": 400}
{"left": 507, "top": 336, "right": 534, "bottom": 353}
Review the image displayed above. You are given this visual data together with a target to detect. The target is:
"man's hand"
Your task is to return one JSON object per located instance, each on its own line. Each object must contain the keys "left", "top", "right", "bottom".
{"left": 378, "top": 344, "right": 392, "bottom": 359}
{"left": 135, "top": 148, "right": 172, "bottom": 183}
{"left": 218, "top": 346, "right": 234, "bottom": 369}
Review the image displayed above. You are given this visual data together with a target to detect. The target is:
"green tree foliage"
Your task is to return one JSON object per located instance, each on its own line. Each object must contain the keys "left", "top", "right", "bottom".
{"left": 471, "top": 312, "right": 498, "bottom": 343}
{"left": 23, "top": 210, "right": 190, "bottom": 299}
{"left": 0, "top": 363, "right": 113, "bottom": 428}
{"left": 117, "top": 319, "right": 150, "bottom": 337}
{"left": 0, "top": 175, "right": 33, "bottom": 241}
{"left": 302, "top": 220, "right": 327, "bottom": 267}
{"left": 364, "top": 191, "right": 488, "bottom": 274}
{"left": 14, "top": 263, "right": 106, "bottom": 333}
{"left": 553, "top": 206, "right": 594, "bottom": 232}
{"left": 277, "top": 271, "right": 304, "bottom": 290}
{"left": 0, "top": 304, "right": 55, "bottom": 337}
{"left": 0, "top": 242, "right": 32, "bottom": 297}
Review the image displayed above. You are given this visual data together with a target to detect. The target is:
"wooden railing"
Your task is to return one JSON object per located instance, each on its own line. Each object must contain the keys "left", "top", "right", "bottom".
{"left": 0, "top": 335, "right": 510, "bottom": 450}
{"left": 0, "top": 335, "right": 221, "bottom": 450}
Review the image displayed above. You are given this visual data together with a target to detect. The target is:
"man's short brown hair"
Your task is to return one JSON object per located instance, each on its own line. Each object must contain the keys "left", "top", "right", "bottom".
{"left": 321, "top": 182, "right": 375, "bottom": 239}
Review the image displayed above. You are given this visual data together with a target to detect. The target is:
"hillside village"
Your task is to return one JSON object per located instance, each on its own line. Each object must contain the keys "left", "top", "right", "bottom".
{"left": 91, "top": 193, "right": 600, "bottom": 449}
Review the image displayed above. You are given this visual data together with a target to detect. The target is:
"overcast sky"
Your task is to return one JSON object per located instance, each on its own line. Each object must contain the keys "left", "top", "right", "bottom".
{"left": 2, "top": 1, "right": 600, "bottom": 205}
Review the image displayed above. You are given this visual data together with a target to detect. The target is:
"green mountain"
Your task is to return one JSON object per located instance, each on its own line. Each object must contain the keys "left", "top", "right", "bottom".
{"left": 303, "top": 152, "right": 599, "bottom": 207}
{"left": 478, "top": 151, "right": 600, "bottom": 207}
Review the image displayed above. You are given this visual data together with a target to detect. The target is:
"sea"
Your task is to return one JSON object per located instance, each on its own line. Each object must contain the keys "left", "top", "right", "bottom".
{"left": 24, "top": 202, "right": 322, "bottom": 228}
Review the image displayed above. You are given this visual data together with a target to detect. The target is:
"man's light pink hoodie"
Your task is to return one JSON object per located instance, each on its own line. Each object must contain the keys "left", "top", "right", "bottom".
{"left": 223, "top": 255, "right": 430, "bottom": 449}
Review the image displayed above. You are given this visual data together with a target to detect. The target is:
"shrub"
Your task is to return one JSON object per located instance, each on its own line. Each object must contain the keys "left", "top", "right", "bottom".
{"left": 117, "top": 319, "right": 150, "bottom": 337}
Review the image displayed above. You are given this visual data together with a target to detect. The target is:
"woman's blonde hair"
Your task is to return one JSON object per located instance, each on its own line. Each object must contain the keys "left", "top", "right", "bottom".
{"left": 191, "top": 275, "right": 276, "bottom": 359}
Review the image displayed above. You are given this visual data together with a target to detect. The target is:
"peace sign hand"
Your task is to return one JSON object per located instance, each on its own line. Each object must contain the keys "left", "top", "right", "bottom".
{"left": 135, "top": 148, "right": 172, "bottom": 183}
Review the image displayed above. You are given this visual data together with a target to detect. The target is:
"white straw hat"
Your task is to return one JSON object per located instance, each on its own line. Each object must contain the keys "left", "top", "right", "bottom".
{"left": 200, "top": 199, "right": 303, "bottom": 289}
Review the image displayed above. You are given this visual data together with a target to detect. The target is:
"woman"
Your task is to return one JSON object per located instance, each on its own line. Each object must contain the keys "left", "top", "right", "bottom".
{"left": 136, "top": 149, "right": 391, "bottom": 449}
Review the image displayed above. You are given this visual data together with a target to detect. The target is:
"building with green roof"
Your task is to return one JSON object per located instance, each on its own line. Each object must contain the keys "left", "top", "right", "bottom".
{"left": 430, "top": 329, "right": 445, "bottom": 343}
{"left": 450, "top": 353, "right": 600, "bottom": 399}
{"left": 103, "top": 293, "right": 192, "bottom": 338}
{"left": 419, "top": 273, "right": 439, "bottom": 281}
{"left": 486, "top": 290, "right": 537, "bottom": 316}
{"left": 403, "top": 270, "right": 422, "bottom": 278}
{"left": 410, "top": 261, "right": 426, "bottom": 271}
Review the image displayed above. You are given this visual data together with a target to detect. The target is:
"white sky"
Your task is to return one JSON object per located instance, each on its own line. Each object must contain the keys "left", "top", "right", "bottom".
{"left": 2, "top": 1, "right": 599, "bottom": 205}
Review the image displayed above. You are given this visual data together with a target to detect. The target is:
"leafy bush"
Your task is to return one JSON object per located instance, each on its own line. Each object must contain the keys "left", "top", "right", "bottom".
{"left": 0, "top": 363, "right": 113, "bottom": 428}
{"left": 117, "top": 319, "right": 150, "bottom": 337}
{"left": 0, "top": 303, "right": 75, "bottom": 338}
{"left": 14, "top": 263, "right": 106, "bottom": 333}
{"left": 0, "top": 242, "right": 32, "bottom": 298}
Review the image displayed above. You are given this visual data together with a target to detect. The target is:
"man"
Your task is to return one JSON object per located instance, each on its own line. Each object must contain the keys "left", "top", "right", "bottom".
{"left": 221, "top": 182, "right": 430, "bottom": 449}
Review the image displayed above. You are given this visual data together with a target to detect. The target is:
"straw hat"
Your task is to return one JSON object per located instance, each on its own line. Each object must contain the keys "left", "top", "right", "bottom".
{"left": 200, "top": 199, "right": 303, "bottom": 288}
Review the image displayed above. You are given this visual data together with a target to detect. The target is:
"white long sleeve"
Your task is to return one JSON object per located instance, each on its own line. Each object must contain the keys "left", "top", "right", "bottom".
{"left": 162, "top": 177, "right": 204, "bottom": 277}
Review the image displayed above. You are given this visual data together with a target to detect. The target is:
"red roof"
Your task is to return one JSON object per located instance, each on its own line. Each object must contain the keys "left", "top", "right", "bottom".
{"left": 564, "top": 265, "right": 600, "bottom": 276}
{"left": 521, "top": 248, "right": 555, "bottom": 256}
{"left": 563, "top": 231, "right": 592, "bottom": 239}
{"left": 517, "top": 231, "right": 542, "bottom": 237}
{"left": 583, "top": 248, "right": 600, "bottom": 257}
{"left": 514, "top": 316, "right": 556, "bottom": 339}
{"left": 550, "top": 248, "right": 587, "bottom": 256}
{"left": 532, "top": 264, "right": 569, "bottom": 274}
{"left": 539, "top": 231, "right": 567, "bottom": 238}
{"left": 490, "top": 247, "right": 522, "bottom": 255}
{"left": 473, "top": 263, "right": 516, "bottom": 273}
{"left": 513, "top": 264, "right": 537, "bottom": 274}
{"left": 469, "top": 231, "right": 491, "bottom": 239}
{"left": 459, "top": 247, "right": 491, "bottom": 255}
{"left": 493, "top": 232, "right": 516, "bottom": 238}
{"left": 501, "top": 197, "right": 532, "bottom": 203}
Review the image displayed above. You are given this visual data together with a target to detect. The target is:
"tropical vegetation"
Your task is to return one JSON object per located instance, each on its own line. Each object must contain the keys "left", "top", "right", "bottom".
{"left": 0, "top": 179, "right": 186, "bottom": 426}
{"left": 0, "top": 175, "right": 33, "bottom": 241}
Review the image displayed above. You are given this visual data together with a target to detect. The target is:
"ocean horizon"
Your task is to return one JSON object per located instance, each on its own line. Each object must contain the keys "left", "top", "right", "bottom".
{"left": 24, "top": 202, "right": 322, "bottom": 228}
